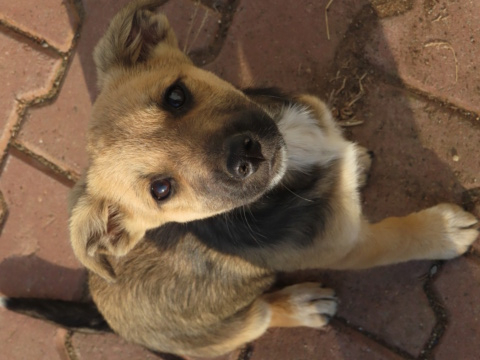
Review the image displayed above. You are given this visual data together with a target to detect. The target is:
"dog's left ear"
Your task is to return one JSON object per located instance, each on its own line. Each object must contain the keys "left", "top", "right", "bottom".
{"left": 93, "top": 0, "right": 188, "bottom": 89}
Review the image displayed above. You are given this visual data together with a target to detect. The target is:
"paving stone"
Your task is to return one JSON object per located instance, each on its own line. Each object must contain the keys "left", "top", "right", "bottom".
{"left": 17, "top": 52, "right": 93, "bottom": 175}
{"left": 348, "top": 82, "right": 479, "bottom": 222}
{"left": 0, "top": 0, "right": 79, "bottom": 52}
{"left": 70, "top": 332, "right": 162, "bottom": 360}
{"left": 162, "top": 0, "right": 221, "bottom": 55}
{"left": 322, "top": 262, "right": 434, "bottom": 357}
{"left": 250, "top": 322, "right": 404, "bottom": 360}
{"left": 364, "top": 0, "right": 480, "bottom": 114}
{"left": 0, "top": 154, "right": 85, "bottom": 300}
{"left": 205, "top": 0, "right": 369, "bottom": 92}
{"left": 0, "top": 28, "right": 62, "bottom": 156}
{"left": 71, "top": 331, "right": 242, "bottom": 360}
{"left": 0, "top": 307, "right": 63, "bottom": 360}
{"left": 433, "top": 257, "right": 480, "bottom": 359}
{"left": 187, "top": 349, "right": 241, "bottom": 360}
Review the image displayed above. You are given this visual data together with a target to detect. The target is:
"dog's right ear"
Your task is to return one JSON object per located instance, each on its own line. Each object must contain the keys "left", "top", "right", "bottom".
{"left": 93, "top": 0, "right": 186, "bottom": 89}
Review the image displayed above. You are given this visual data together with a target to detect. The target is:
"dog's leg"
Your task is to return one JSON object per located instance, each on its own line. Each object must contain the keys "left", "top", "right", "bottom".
{"left": 191, "top": 283, "right": 337, "bottom": 356}
{"left": 293, "top": 94, "right": 373, "bottom": 187}
{"left": 261, "top": 282, "right": 337, "bottom": 328}
{"left": 334, "top": 204, "right": 479, "bottom": 269}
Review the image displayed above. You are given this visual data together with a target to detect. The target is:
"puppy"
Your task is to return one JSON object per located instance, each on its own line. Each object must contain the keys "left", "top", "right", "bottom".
{"left": 2, "top": 0, "right": 478, "bottom": 357}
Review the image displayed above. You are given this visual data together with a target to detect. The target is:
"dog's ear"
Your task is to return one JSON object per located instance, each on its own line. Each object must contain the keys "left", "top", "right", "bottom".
{"left": 68, "top": 180, "right": 145, "bottom": 282}
{"left": 93, "top": 0, "right": 186, "bottom": 89}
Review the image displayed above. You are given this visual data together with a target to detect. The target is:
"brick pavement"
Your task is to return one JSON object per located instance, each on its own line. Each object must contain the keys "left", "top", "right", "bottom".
{"left": 0, "top": 0, "right": 479, "bottom": 359}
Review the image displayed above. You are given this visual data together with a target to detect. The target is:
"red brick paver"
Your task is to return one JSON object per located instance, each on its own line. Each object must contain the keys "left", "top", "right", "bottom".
{"left": 162, "top": 0, "right": 221, "bottom": 55}
{"left": 325, "top": 262, "right": 435, "bottom": 357}
{"left": 206, "top": 0, "right": 369, "bottom": 92}
{"left": 0, "top": 309, "right": 65, "bottom": 360}
{"left": 250, "top": 323, "right": 404, "bottom": 360}
{"left": 70, "top": 332, "right": 160, "bottom": 360}
{"left": 0, "top": 154, "right": 85, "bottom": 299}
{"left": 365, "top": 0, "right": 480, "bottom": 114}
{"left": 0, "top": 28, "right": 62, "bottom": 156}
{"left": 0, "top": 0, "right": 79, "bottom": 52}
{"left": 0, "top": 0, "right": 479, "bottom": 359}
{"left": 434, "top": 257, "right": 480, "bottom": 359}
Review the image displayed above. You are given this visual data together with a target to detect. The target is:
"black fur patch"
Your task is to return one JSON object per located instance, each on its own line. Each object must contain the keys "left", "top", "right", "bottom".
{"left": 188, "top": 166, "right": 333, "bottom": 249}
{"left": 3, "top": 297, "right": 111, "bottom": 333}
{"left": 148, "top": 165, "right": 336, "bottom": 267}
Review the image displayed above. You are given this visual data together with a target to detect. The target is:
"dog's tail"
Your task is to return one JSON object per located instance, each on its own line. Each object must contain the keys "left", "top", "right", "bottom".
{"left": 0, "top": 296, "right": 112, "bottom": 333}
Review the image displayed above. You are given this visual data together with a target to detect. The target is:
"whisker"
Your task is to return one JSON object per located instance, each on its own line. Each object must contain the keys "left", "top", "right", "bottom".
{"left": 187, "top": 7, "right": 210, "bottom": 54}
{"left": 281, "top": 183, "right": 314, "bottom": 202}
{"left": 241, "top": 205, "right": 266, "bottom": 245}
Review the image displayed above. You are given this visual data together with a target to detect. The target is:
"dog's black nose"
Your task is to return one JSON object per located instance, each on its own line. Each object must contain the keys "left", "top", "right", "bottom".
{"left": 226, "top": 134, "right": 264, "bottom": 180}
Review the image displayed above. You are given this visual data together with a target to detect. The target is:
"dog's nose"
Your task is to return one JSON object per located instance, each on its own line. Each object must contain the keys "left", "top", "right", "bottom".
{"left": 226, "top": 134, "right": 264, "bottom": 180}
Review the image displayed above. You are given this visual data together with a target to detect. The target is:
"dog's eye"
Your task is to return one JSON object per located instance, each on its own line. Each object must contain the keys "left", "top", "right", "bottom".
{"left": 165, "top": 85, "right": 186, "bottom": 109}
{"left": 151, "top": 179, "right": 171, "bottom": 201}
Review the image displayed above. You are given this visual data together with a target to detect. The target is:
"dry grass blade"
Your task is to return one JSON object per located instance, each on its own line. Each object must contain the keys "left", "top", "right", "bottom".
{"left": 346, "top": 72, "right": 367, "bottom": 107}
{"left": 187, "top": 8, "right": 210, "bottom": 54}
{"left": 338, "top": 117, "right": 364, "bottom": 127}
{"left": 325, "top": 0, "right": 335, "bottom": 40}
{"left": 424, "top": 40, "right": 458, "bottom": 83}
{"left": 335, "top": 76, "right": 347, "bottom": 96}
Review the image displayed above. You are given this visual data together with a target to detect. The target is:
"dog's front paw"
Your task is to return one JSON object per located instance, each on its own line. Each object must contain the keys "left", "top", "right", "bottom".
{"left": 272, "top": 282, "right": 338, "bottom": 328}
{"left": 356, "top": 146, "right": 374, "bottom": 188}
{"left": 422, "top": 203, "right": 479, "bottom": 259}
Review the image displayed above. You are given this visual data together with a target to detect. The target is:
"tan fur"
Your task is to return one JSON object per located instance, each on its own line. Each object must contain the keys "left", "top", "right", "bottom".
{"left": 67, "top": 0, "right": 479, "bottom": 356}
{"left": 263, "top": 283, "right": 336, "bottom": 328}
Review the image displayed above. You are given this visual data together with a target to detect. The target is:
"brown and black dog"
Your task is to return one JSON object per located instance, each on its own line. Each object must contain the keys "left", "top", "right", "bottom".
{"left": 2, "top": 0, "right": 478, "bottom": 357}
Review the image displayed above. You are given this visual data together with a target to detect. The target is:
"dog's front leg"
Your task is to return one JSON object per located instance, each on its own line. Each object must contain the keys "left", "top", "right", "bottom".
{"left": 334, "top": 204, "right": 479, "bottom": 269}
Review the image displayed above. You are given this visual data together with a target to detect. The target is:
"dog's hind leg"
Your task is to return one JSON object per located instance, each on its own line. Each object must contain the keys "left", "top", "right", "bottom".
{"left": 189, "top": 283, "right": 337, "bottom": 357}
{"left": 261, "top": 282, "right": 337, "bottom": 328}
{"left": 331, "top": 203, "right": 479, "bottom": 269}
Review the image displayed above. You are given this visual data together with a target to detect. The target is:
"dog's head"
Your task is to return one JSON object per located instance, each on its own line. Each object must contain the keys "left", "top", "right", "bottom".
{"left": 69, "top": 0, "right": 286, "bottom": 281}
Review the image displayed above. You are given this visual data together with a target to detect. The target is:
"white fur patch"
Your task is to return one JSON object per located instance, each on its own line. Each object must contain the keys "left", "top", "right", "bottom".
{"left": 268, "top": 146, "right": 287, "bottom": 189}
{"left": 276, "top": 105, "right": 347, "bottom": 172}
